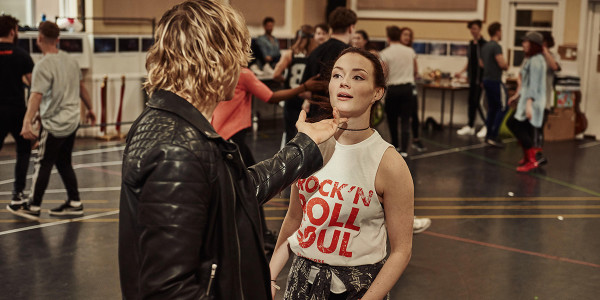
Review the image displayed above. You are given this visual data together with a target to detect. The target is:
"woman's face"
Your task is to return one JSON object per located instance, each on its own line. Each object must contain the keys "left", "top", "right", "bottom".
{"left": 400, "top": 30, "right": 412, "bottom": 46}
{"left": 329, "top": 53, "right": 383, "bottom": 118}
{"left": 522, "top": 40, "right": 530, "bottom": 53}
{"left": 352, "top": 33, "right": 367, "bottom": 49}
{"left": 315, "top": 27, "right": 329, "bottom": 44}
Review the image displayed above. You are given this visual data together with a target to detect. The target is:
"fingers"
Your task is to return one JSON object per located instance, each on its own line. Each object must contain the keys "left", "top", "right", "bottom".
{"left": 297, "top": 110, "right": 307, "bottom": 124}
{"left": 331, "top": 107, "right": 348, "bottom": 125}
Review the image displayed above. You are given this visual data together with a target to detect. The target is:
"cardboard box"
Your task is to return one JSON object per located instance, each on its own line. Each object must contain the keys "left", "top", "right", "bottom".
{"left": 544, "top": 107, "right": 575, "bottom": 141}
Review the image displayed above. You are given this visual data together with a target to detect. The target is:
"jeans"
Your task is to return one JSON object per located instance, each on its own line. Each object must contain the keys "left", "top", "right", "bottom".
{"left": 467, "top": 81, "right": 486, "bottom": 127}
{"left": 483, "top": 80, "right": 507, "bottom": 139}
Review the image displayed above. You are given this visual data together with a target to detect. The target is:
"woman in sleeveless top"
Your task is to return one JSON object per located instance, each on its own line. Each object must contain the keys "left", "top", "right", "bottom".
{"left": 270, "top": 48, "right": 414, "bottom": 300}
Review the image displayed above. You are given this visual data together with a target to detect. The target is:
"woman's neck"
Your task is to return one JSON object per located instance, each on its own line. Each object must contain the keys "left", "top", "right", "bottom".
{"left": 334, "top": 116, "right": 373, "bottom": 145}
{"left": 175, "top": 91, "right": 218, "bottom": 121}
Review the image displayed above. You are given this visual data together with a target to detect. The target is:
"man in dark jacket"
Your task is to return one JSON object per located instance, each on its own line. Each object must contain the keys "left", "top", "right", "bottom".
{"left": 118, "top": 1, "right": 345, "bottom": 299}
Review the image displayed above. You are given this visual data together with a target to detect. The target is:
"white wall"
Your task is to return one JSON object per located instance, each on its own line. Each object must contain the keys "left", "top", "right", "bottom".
{"left": 2, "top": 0, "right": 28, "bottom": 24}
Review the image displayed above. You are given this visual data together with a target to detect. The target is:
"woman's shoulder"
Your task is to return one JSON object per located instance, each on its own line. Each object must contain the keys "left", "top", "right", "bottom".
{"left": 374, "top": 147, "right": 411, "bottom": 196}
{"left": 530, "top": 55, "right": 547, "bottom": 68}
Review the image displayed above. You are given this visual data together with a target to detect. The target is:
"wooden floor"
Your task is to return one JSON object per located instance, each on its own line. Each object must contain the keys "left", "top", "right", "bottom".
{"left": 1, "top": 119, "right": 599, "bottom": 299}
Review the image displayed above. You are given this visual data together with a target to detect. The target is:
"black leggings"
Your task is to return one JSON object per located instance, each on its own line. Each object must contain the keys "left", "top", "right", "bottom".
{"left": 467, "top": 82, "right": 486, "bottom": 127}
{"left": 30, "top": 129, "right": 79, "bottom": 206}
{"left": 0, "top": 108, "right": 31, "bottom": 194}
{"left": 385, "top": 84, "right": 414, "bottom": 151}
{"left": 507, "top": 114, "right": 536, "bottom": 149}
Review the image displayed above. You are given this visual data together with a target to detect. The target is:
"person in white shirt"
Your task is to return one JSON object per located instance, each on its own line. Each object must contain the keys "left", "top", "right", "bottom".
{"left": 379, "top": 26, "right": 416, "bottom": 157}
{"left": 269, "top": 48, "right": 413, "bottom": 300}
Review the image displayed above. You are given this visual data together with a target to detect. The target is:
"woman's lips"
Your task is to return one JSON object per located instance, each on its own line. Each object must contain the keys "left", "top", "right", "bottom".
{"left": 337, "top": 92, "right": 353, "bottom": 100}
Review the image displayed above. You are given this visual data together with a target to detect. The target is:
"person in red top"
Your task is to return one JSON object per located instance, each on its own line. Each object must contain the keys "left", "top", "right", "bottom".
{"left": 212, "top": 67, "right": 324, "bottom": 165}
{"left": 212, "top": 67, "right": 325, "bottom": 253}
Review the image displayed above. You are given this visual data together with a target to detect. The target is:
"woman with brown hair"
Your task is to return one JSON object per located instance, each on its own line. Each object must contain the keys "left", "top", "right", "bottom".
{"left": 269, "top": 48, "right": 414, "bottom": 300}
{"left": 507, "top": 31, "right": 547, "bottom": 172}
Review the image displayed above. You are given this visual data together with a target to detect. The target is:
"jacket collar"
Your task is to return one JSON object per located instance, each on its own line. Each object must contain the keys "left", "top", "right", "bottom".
{"left": 146, "top": 89, "right": 222, "bottom": 140}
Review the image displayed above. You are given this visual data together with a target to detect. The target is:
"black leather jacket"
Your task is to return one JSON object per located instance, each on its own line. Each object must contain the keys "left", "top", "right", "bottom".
{"left": 119, "top": 90, "right": 323, "bottom": 299}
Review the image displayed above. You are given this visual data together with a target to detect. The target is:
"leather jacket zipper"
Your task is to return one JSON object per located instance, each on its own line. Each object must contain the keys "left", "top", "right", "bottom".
{"left": 226, "top": 167, "right": 245, "bottom": 300}
{"left": 206, "top": 263, "right": 217, "bottom": 296}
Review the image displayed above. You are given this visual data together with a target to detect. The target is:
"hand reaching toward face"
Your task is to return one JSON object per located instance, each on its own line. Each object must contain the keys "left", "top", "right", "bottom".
{"left": 295, "top": 107, "right": 347, "bottom": 145}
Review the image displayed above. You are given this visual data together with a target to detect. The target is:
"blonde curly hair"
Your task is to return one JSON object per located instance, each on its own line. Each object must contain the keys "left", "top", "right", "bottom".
{"left": 144, "top": 0, "right": 251, "bottom": 109}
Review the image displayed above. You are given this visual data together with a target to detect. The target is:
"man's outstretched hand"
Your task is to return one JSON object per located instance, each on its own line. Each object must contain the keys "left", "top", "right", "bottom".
{"left": 295, "top": 107, "right": 347, "bottom": 145}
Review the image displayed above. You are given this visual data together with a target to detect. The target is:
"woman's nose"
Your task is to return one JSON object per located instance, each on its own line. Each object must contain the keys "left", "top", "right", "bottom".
{"left": 340, "top": 78, "right": 350, "bottom": 88}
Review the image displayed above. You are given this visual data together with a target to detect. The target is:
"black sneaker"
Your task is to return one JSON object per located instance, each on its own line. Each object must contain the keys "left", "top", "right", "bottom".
{"left": 10, "top": 192, "right": 28, "bottom": 206}
{"left": 411, "top": 140, "right": 427, "bottom": 152}
{"left": 7, "top": 202, "right": 41, "bottom": 220}
{"left": 12, "top": 191, "right": 27, "bottom": 201}
{"left": 49, "top": 201, "right": 84, "bottom": 216}
{"left": 485, "top": 138, "right": 505, "bottom": 148}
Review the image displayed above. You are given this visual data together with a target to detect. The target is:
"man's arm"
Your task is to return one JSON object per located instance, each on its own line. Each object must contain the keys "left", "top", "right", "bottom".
{"left": 543, "top": 47, "right": 561, "bottom": 72}
{"left": 23, "top": 73, "right": 32, "bottom": 86}
{"left": 455, "top": 63, "right": 468, "bottom": 77}
{"left": 495, "top": 54, "right": 509, "bottom": 70}
{"left": 79, "top": 80, "right": 96, "bottom": 125}
{"left": 21, "top": 92, "right": 43, "bottom": 141}
{"left": 268, "top": 76, "right": 327, "bottom": 103}
{"left": 413, "top": 57, "right": 419, "bottom": 79}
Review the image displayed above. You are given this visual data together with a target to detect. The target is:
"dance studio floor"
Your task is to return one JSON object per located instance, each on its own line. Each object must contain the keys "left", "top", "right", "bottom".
{"left": 1, "top": 118, "right": 599, "bottom": 299}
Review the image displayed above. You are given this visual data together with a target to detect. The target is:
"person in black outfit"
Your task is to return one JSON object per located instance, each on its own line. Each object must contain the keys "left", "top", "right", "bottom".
{"left": 118, "top": 1, "right": 347, "bottom": 299}
{"left": 455, "top": 19, "right": 487, "bottom": 137}
{"left": 0, "top": 15, "right": 33, "bottom": 204}
{"left": 301, "top": 7, "right": 356, "bottom": 119}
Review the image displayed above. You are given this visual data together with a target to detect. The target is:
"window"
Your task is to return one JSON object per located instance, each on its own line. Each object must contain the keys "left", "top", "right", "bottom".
{"left": 506, "top": 2, "right": 564, "bottom": 68}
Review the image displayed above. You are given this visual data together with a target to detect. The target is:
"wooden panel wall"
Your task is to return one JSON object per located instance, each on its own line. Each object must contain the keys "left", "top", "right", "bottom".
{"left": 229, "top": 0, "right": 285, "bottom": 26}
{"left": 357, "top": 0, "right": 478, "bottom": 12}
{"left": 102, "top": 0, "right": 181, "bottom": 21}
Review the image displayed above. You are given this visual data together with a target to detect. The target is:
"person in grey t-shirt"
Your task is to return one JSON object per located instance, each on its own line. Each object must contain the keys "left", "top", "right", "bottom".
{"left": 480, "top": 22, "right": 508, "bottom": 148}
{"left": 8, "top": 21, "right": 96, "bottom": 220}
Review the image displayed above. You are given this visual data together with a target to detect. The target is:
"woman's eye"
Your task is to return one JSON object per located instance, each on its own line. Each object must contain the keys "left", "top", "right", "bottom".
{"left": 332, "top": 74, "right": 342, "bottom": 79}
{"left": 353, "top": 75, "right": 364, "bottom": 80}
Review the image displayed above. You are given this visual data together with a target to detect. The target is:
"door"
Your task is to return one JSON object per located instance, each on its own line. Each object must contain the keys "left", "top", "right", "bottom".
{"left": 584, "top": 4, "right": 600, "bottom": 138}
{"left": 507, "top": 3, "right": 562, "bottom": 68}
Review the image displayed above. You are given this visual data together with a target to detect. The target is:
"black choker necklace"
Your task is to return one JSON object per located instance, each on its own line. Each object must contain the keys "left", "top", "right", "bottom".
{"left": 337, "top": 126, "right": 371, "bottom": 132}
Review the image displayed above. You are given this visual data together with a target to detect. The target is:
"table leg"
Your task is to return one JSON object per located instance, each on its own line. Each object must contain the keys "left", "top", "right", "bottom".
{"left": 450, "top": 90, "right": 455, "bottom": 128}
{"left": 440, "top": 90, "right": 445, "bottom": 128}
{"left": 421, "top": 87, "right": 426, "bottom": 128}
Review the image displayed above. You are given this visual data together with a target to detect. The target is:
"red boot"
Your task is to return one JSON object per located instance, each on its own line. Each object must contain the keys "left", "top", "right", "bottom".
{"left": 517, "top": 148, "right": 539, "bottom": 172}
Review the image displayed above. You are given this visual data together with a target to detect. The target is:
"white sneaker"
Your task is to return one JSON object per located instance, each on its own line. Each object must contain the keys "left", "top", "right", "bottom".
{"left": 456, "top": 125, "right": 475, "bottom": 136}
{"left": 413, "top": 217, "right": 431, "bottom": 234}
{"left": 476, "top": 126, "right": 487, "bottom": 138}
{"left": 396, "top": 148, "right": 408, "bottom": 158}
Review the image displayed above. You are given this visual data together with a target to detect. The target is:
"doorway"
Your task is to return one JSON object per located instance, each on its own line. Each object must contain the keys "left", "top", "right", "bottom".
{"left": 583, "top": 3, "right": 600, "bottom": 138}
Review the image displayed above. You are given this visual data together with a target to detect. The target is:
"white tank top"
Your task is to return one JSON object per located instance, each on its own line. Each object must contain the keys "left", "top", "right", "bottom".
{"left": 288, "top": 130, "right": 392, "bottom": 267}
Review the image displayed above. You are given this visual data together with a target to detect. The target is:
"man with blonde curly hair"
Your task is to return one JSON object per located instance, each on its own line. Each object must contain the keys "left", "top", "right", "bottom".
{"left": 118, "top": 1, "right": 346, "bottom": 299}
